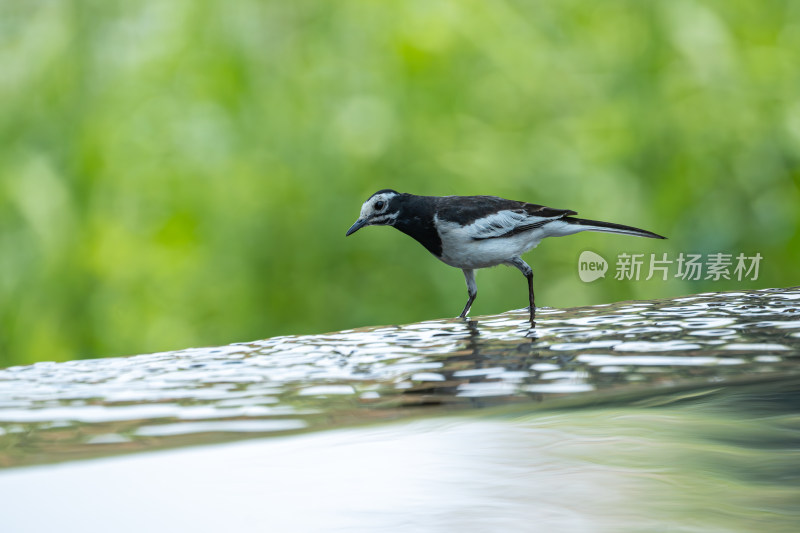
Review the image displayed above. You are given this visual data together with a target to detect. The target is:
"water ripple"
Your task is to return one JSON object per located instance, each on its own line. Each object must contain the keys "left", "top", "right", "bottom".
{"left": 1, "top": 287, "right": 799, "bottom": 467}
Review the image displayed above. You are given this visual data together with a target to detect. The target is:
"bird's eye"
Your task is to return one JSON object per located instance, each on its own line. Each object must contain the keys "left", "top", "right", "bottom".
{"left": 374, "top": 201, "right": 385, "bottom": 210}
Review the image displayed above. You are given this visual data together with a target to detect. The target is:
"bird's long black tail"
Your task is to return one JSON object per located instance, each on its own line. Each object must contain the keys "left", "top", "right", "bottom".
{"left": 564, "top": 217, "right": 666, "bottom": 239}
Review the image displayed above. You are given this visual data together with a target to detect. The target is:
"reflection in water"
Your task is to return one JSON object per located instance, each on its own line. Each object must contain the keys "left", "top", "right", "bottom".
{"left": 0, "top": 287, "right": 798, "bottom": 469}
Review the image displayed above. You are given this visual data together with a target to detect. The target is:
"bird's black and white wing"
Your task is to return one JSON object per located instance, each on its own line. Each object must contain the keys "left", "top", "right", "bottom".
{"left": 468, "top": 208, "right": 573, "bottom": 240}
{"left": 436, "top": 196, "right": 577, "bottom": 241}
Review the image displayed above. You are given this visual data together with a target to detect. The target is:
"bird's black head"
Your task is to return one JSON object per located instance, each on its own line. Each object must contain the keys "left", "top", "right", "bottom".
{"left": 345, "top": 190, "right": 402, "bottom": 236}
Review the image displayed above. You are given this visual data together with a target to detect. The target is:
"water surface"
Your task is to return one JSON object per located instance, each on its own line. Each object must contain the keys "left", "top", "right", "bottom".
{"left": 1, "top": 379, "right": 798, "bottom": 532}
{"left": 1, "top": 288, "right": 799, "bottom": 531}
{"left": 0, "top": 287, "right": 798, "bottom": 467}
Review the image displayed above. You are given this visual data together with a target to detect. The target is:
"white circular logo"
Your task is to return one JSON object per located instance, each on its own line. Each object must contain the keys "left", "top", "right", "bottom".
{"left": 578, "top": 251, "right": 608, "bottom": 282}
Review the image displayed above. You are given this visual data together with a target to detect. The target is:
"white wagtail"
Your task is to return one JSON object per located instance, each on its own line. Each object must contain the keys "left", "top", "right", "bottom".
{"left": 346, "top": 190, "right": 666, "bottom": 324}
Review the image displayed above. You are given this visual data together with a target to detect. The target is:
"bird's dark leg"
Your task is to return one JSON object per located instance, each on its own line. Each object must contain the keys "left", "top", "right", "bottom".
{"left": 506, "top": 257, "right": 535, "bottom": 325}
{"left": 459, "top": 269, "right": 477, "bottom": 318}
{"left": 526, "top": 269, "right": 535, "bottom": 324}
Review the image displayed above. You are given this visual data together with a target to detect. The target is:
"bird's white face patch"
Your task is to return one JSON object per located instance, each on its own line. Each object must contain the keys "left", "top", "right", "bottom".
{"left": 359, "top": 192, "right": 399, "bottom": 226}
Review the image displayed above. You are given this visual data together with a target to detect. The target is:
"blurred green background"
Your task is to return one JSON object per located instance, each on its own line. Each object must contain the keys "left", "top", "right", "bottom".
{"left": 1, "top": 0, "right": 798, "bottom": 366}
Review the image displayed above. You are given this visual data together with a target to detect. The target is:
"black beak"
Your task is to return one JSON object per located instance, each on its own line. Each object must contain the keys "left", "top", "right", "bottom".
{"left": 346, "top": 218, "right": 368, "bottom": 236}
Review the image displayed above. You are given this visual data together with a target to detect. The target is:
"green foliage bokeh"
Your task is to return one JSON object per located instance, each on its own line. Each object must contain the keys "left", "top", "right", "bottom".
{"left": 1, "top": 0, "right": 799, "bottom": 366}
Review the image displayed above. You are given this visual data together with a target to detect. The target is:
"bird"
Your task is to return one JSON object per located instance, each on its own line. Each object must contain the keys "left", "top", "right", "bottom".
{"left": 345, "top": 190, "right": 666, "bottom": 325}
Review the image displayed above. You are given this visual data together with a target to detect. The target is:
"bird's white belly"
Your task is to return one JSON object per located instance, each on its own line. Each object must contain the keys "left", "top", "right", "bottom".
{"left": 436, "top": 222, "right": 543, "bottom": 269}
